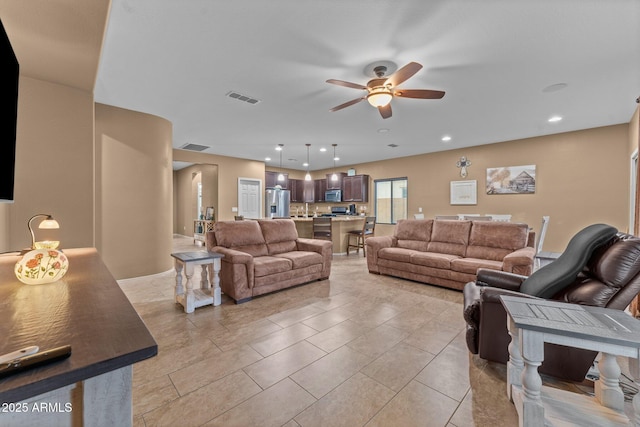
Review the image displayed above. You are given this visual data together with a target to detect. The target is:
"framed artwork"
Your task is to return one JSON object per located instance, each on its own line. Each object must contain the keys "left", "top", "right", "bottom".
{"left": 450, "top": 180, "right": 477, "bottom": 205}
{"left": 205, "top": 206, "right": 215, "bottom": 220}
{"left": 486, "top": 165, "right": 536, "bottom": 194}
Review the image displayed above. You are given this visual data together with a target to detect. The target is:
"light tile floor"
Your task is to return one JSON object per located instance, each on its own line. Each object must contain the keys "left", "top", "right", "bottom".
{"left": 119, "top": 236, "right": 597, "bottom": 427}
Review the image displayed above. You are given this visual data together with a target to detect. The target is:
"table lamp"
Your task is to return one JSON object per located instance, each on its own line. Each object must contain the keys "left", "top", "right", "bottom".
{"left": 28, "top": 214, "right": 60, "bottom": 250}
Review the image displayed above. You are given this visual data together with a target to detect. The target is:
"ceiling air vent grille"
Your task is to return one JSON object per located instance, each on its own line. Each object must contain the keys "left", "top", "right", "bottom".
{"left": 387, "top": 143, "right": 399, "bottom": 148}
{"left": 226, "top": 91, "right": 260, "bottom": 105}
{"left": 180, "top": 143, "right": 209, "bottom": 152}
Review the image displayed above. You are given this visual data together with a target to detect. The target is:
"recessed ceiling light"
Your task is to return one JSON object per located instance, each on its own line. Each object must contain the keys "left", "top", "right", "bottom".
{"left": 275, "top": 145, "right": 283, "bottom": 151}
{"left": 441, "top": 135, "right": 452, "bottom": 142}
{"left": 265, "top": 157, "right": 271, "bottom": 161}
{"left": 542, "top": 83, "right": 568, "bottom": 93}
{"left": 377, "top": 128, "right": 390, "bottom": 133}
{"left": 319, "top": 147, "right": 327, "bottom": 152}
{"left": 548, "top": 116, "right": 563, "bottom": 123}
{"left": 303, "top": 162, "right": 309, "bottom": 167}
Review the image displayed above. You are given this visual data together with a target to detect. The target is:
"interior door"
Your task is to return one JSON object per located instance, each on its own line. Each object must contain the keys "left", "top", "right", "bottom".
{"left": 238, "top": 178, "right": 262, "bottom": 219}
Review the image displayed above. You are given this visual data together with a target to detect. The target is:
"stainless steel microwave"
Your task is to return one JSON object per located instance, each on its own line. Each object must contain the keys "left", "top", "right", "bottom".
{"left": 325, "top": 189, "right": 342, "bottom": 202}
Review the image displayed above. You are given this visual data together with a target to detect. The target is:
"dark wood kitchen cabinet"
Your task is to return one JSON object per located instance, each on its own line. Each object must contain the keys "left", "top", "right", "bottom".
{"left": 342, "top": 174, "right": 369, "bottom": 202}
{"left": 314, "top": 179, "right": 326, "bottom": 202}
{"left": 326, "top": 172, "right": 346, "bottom": 190}
{"left": 266, "top": 171, "right": 288, "bottom": 189}
{"left": 290, "top": 179, "right": 315, "bottom": 203}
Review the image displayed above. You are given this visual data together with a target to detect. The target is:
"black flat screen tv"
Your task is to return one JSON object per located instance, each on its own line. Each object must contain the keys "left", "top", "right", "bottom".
{"left": 0, "top": 18, "right": 18, "bottom": 203}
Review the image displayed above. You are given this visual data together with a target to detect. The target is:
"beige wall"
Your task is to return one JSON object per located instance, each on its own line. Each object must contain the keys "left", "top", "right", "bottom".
{"left": 95, "top": 103, "right": 174, "bottom": 279}
{"left": 174, "top": 163, "right": 218, "bottom": 236}
{"left": 172, "top": 150, "right": 265, "bottom": 222}
{"left": 304, "top": 124, "right": 630, "bottom": 253}
{"left": 2, "top": 76, "right": 95, "bottom": 252}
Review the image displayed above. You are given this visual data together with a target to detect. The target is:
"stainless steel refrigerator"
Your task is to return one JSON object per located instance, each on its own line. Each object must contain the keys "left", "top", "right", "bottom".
{"left": 265, "top": 188, "right": 290, "bottom": 218}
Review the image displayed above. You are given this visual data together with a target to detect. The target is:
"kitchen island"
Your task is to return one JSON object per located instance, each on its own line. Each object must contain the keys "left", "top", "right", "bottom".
{"left": 292, "top": 216, "right": 365, "bottom": 254}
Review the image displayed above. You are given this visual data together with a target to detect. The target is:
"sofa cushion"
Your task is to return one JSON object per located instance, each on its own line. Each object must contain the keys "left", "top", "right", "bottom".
{"left": 451, "top": 258, "right": 504, "bottom": 274}
{"left": 253, "top": 256, "right": 292, "bottom": 277}
{"left": 466, "top": 222, "right": 529, "bottom": 261}
{"left": 275, "top": 251, "right": 323, "bottom": 269}
{"left": 427, "top": 220, "right": 472, "bottom": 257}
{"left": 393, "top": 219, "right": 432, "bottom": 251}
{"left": 378, "top": 247, "right": 414, "bottom": 263}
{"left": 258, "top": 219, "right": 299, "bottom": 255}
{"left": 215, "top": 220, "right": 268, "bottom": 257}
{"left": 410, "top": 251, "right": 459, "bottom": 269}
{"left": 586, "top": 237, "right": 640, "bottom": 288}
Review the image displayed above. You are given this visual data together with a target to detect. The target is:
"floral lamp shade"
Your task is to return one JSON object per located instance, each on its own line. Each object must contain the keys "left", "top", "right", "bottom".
{"left": 15, "top": 249, "right": 69, "bottom": 285}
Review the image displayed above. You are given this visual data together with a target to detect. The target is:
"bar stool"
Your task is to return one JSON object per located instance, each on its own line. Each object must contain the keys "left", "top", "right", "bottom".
{"left": 347, "top": 216, "right": 376, "bottom": 256}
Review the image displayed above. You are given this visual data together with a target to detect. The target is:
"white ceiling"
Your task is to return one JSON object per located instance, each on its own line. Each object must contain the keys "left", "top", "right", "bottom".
{"left": 95, "top": 0, "right": 640, "bottom": 172}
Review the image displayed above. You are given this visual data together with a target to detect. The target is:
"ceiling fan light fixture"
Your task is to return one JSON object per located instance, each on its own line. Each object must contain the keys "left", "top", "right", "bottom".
{"left": 367, "top": 88, "right": 393, "bottom": 107}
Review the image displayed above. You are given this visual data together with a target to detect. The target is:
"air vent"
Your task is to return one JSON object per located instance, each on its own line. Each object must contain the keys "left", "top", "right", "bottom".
{"left": 387, "top": 143, "right": 399, "bottom": 148}
{"left": 226, "top": 91, "right": 260, "bottom": 105}
{"left": 180, "top": 143, "right": 209, "bottom": 152}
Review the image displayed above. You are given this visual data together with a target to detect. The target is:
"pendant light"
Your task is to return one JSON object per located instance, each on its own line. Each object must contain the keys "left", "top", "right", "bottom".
{"left": 331, "top": 144, "right": 338, "bottom": 182}
{"left": 304, "top": 144, "right": 312, "bottom": 181}
{"left": 276, "top": 144, "right": 285, "bottom": 182}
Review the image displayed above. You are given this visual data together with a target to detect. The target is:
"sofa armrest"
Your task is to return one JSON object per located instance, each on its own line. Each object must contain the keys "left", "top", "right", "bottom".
{"left": 476, "top": 268, "right": 527, "bottom": 292}
{"left": 296, "top": 238, "right": 333, "bottom": 278}
{"left": 502, "top": 246, "right": 536, "bottom": 275}
{"left": 365, "top": 236, "right": 393, "bottom": 273}
{"left": 210, "top": 246, "right": 255, "bottom": 291}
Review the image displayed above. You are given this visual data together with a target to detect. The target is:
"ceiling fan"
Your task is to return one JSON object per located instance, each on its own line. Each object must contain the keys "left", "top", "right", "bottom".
{"left": 326, "top": 61, "right": 445, "bottom": 119}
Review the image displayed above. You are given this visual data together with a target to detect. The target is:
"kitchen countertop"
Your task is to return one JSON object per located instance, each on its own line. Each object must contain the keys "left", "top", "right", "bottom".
{"left": 290, "top": 216, "right": 366, "bottom": 222}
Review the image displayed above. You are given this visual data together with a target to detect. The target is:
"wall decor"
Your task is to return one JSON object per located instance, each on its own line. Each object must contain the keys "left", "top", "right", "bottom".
{"left": 450, "top": 180, "right": 477, "bottom": 205}
{"left": 486, "top": 165, "right": 536, "bottom": 194}
{"left": 205, "top": 206, "right": 215, "bottom": 220}
{"left": 456, "top": 156, "right": 471, "bottom": 178}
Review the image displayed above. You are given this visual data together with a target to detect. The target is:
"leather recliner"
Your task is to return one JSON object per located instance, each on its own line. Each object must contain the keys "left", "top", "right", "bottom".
{"left": 463, "top": 224, "right": 640, "bottom": 381}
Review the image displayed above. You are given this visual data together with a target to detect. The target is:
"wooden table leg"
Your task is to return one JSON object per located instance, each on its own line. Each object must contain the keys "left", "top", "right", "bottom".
{"left": 595, "top": 352, "right": 624, "bottom": 411}
{"left": 209, "top": 258, "right": 221, "bottom": 306}
{"left": 183, "top": 262, "right": 195, "bottom": 313}
{"left": 519, "top": 329, "right": 545, "bottom": 427}
{"left": 174, "top": 260, "right": 184, "bottom": 303}
{"left": 507, "top": 317, "right": 524, "bottom": 401}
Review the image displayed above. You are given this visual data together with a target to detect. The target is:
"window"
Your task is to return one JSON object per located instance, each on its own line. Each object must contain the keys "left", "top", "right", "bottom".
{"left": 374, "top": 177, "right": 407, "bottom": 224}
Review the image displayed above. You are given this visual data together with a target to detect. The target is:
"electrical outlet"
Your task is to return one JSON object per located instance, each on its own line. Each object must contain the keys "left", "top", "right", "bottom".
{"left": 418, "top": 207, "right": 423, "bottom": 213}
{"left": 232, "top": 207, "right": 238, "bottom": 212}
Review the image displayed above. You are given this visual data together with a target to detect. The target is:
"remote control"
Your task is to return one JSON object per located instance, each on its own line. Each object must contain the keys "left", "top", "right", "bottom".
{"left": 0, "top": 345, "right": 39, "bottom": 364}
{"left": 0, "top": 345, "right": 71, "bottom": 378}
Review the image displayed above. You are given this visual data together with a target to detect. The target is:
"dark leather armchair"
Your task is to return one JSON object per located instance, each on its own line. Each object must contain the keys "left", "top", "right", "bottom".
{"left": 463, "top": 224, "right": 640, "bottom": 381}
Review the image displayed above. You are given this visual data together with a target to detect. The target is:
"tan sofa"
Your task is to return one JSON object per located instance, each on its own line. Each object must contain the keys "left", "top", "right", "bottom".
{"left": 365, "top": 219, "right": 535, "bottom": 290}
{"left": 205, "top": 219, "right": 332, "bottom": 303}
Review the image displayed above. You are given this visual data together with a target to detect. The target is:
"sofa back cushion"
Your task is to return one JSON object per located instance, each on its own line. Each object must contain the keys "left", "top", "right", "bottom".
{"left": 258, "top": 219, "right": 298, "bottom": 255}
{"left": 466, "top": 222, "right": 529, "bottom": 261}
{"left": 214, "top": 220, "right": 268, "bottom": 257}
{"left": 427, "top": 220, "right": 472, "bottom": 256}
{"left": 586, "top": 234, "right": 640, "bottom": 289}
{"left": 393, "top": 219, "right": 433, "bottom": 251}
{"left": 520, "top": 223, "right": 618, "bottom": 298}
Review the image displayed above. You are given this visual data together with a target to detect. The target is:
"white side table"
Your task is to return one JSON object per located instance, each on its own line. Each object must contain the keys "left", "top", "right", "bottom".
{"left": 501, "top": 295, "right": 640, "bottom": 427}
{"left": 171, "top": 251, "right": 223, "bottom": 313}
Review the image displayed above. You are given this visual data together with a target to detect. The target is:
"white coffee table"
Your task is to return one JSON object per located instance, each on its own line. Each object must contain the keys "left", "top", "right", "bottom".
{"left": 171, "top": 251, "right": 223, "bottom": 313}
{"left": 501, "top": 295, "right": 640, "bottom": 427}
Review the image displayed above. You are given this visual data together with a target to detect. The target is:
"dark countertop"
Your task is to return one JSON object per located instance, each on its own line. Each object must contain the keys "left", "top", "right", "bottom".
{"left": 0, "top": 248, "right": 157, "bottom": 403}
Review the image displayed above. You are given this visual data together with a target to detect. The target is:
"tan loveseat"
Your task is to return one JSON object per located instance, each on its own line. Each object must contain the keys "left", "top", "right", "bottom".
{"left": 206, "top": 219, "right": 332, "bottom": 303}
{"left": 366, "top": 219, "right": 535, "bottom": 290}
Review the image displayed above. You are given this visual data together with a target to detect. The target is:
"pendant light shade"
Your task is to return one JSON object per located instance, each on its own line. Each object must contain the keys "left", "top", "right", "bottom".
{"left": 277, "top": 144, "right": 285, "bottom": 181}
{"left": 331, "top": 144, "right": 338, "bottom": 181}
{"left": 304, "top": 144, "right": 312, "bottom": 181}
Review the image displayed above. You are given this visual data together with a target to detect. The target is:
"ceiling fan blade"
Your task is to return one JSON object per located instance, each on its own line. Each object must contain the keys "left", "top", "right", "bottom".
{"left": 378, "top": 104, "right": 392, "bottom": 119}
{"left": 394, "top": 89, "right": 445, "bottom": 99}
{"left": 330, "top": 97, "right": 366, "bottom": 112}
{"left": 326, "top": 79, "right": 368, "bottom": 90}
{"left": 385, "top": 62, "right": 423, "bottom": 88}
